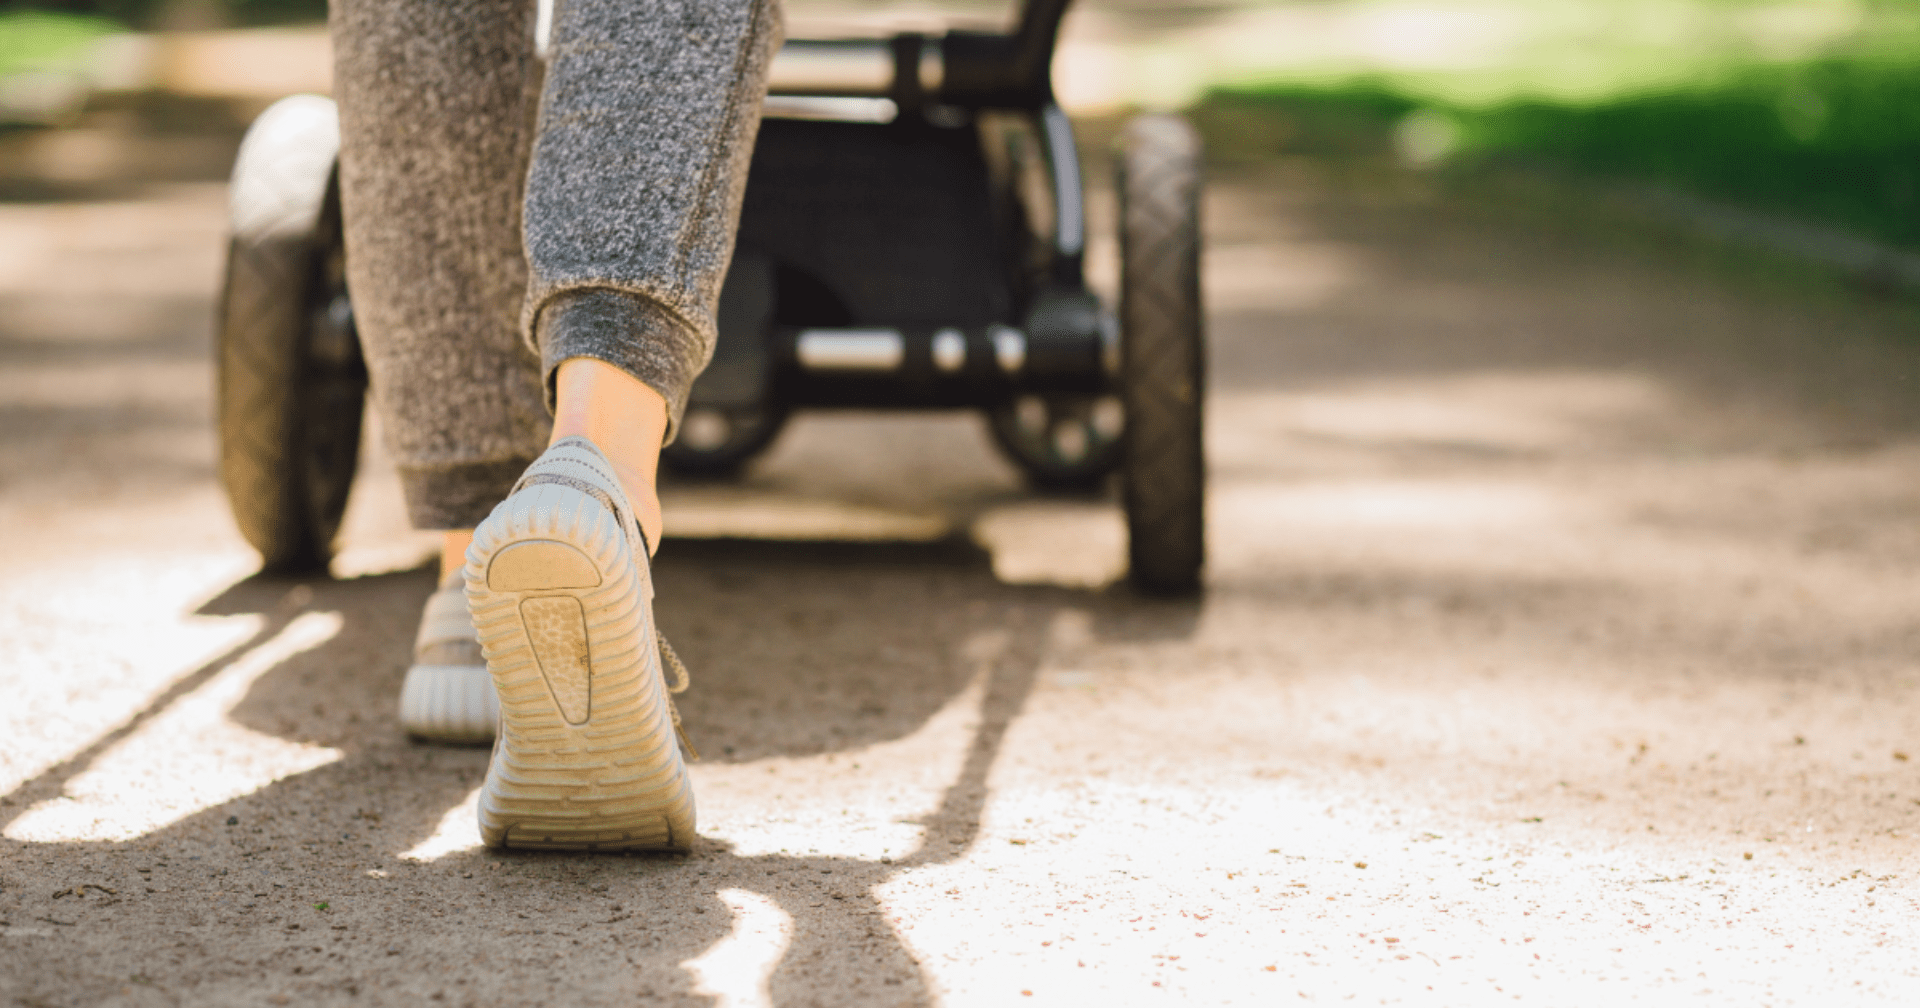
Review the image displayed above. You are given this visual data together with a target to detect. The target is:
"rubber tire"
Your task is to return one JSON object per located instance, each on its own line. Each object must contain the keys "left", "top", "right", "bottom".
{"left": 216, "top": 96, "right": 365, "bottom": 574}
{"left": 986, "top": 393, "right": 1125, "bottom": 493}
{"left": 1116, "top": 114, "right": 1206, "bottom": 595}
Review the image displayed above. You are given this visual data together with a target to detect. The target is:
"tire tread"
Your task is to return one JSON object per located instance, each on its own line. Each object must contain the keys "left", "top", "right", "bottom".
{"left": 1117, "top": 115, "right": 1207, "bottom": 595}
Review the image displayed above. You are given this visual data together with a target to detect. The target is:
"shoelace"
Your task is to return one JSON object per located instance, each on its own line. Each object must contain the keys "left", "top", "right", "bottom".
{"left": 658, "top": 632, "right": 698, "bottom": 761}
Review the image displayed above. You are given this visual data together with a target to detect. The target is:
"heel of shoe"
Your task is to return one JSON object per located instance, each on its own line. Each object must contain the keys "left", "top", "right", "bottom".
{"left": 486, "top": 539, "right": 601, "bottom": 591}
{"left": 398, "top": 664, "right": 498, "bottom": 744}
{"left": 467, "top": 482, "right": 694, "bottom": 852}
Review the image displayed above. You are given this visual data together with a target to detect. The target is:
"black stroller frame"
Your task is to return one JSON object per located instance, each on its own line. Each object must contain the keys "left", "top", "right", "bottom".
{"left": 214, "top": 0, "right": 1207, "bottom": 593}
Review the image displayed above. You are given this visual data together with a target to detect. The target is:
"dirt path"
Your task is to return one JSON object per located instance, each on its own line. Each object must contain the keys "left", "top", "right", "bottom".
{"left": 5, "top": 156, "right": 1920, "bottom": 1006}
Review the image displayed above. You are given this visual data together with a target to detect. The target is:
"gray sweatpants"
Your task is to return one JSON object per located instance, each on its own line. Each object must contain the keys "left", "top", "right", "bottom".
{"left": 331, "top": 0, "right": 783, "bottom": 529}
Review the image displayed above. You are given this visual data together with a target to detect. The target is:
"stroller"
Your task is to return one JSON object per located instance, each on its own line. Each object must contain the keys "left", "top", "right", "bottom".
{"left": 213, "top": 0, "right": 1205, "bottom": 593}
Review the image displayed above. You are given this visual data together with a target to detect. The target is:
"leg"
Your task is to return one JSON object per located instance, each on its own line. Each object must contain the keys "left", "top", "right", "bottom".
{"left": 523, "top": 0, "right": 784, "bottom": 460}
{"left": 432, "top": 0, "right": 782, "bottom": 579}
{"left": 467, "top": 0, "right": 784, "bottom": 851}
{"left": 333, "top": 0, "right": 542, "bottom": 743}
{"left": 441, "top": 358, "right": 665, "bottom": 578}
{"left": 332, "top": 0, "right": 549, "bottom": 535}
{"left": 548, "top": 358, "right": 669, "bottom": 553}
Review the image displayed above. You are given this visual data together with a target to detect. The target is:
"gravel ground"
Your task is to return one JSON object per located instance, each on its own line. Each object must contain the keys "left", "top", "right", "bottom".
{"left": 4, "top": 154, "right": 1920, "bottom": 1006}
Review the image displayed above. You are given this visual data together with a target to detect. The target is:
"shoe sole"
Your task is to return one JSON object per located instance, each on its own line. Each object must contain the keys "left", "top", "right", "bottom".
{"left": 399, "top": 663, "right": 498, "bottom": 744}
{"left": 467, "top": 483, "right": 694, "bottom": 852}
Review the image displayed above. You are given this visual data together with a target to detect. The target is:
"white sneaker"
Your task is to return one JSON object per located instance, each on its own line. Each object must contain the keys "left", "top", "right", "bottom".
{"left": 466, "top": 436, "right": 696, "bottom": 852}
{"left": 398, "top": 572, "right": 498, "bottom": 744}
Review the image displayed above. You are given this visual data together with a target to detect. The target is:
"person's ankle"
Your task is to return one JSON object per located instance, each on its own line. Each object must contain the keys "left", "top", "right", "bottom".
{"left": 608, "top": 458, "right": 664, "bottom": 555}
{"left": 547, "top": 358, "right": 668, "bottom": 554}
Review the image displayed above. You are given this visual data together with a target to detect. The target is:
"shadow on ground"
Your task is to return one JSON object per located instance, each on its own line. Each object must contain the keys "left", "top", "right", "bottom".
{"left": 0, "top": 535, "right": 1196, "bottom": 1006}
{"left": 14, "top": 139, "right": 1920, "bottom": 1005}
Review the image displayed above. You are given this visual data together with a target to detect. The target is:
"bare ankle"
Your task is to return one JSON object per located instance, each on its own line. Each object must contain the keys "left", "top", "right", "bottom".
{"left": 548, "top": 358, "right": 669, "bottom": 555}
{"left": 604, "top": 458, "right": 664, "bottom": 555}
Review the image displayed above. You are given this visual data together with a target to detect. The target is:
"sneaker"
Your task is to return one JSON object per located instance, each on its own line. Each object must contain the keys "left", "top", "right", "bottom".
{"left": 397, "top": 571, "right": 499, "bottom": 744}
{"left": 466, "top": 436, "right": 696, "bottom": 852}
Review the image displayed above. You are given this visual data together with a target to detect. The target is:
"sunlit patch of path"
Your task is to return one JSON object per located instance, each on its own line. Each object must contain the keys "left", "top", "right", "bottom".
{"left": 683, "top": 889, "right": 795, "bottom": 1008}
{"left": 693, "top": 629, "right": 1006, "bottom": 861}
{"left": 396, "top": 629, "right": 1008, "bottom": 865}
{"left": 399, "top": 784, "right": 483, "bottom": 862}
{"left": 4, "top": 612, "right": 344, "bottom": 842}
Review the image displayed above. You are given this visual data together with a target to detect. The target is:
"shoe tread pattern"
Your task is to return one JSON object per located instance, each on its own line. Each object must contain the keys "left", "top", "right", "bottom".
{"left": 414, "top": 583, "right": 480, "bottom": 650}
{"left": 468, "top": 482, "right": 693, "bottom": 852}
{"left": 399, "top": 663, "right": 498, "bottom": 744}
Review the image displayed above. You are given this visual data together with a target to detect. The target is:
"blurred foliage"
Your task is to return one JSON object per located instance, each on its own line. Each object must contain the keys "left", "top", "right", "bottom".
{"left": 219, "top": 0, "right": 330, "bottom": 26}
{"left": 0, "top": 0, "right": 325, "bottom": 29}
{"left": 0, "top": 9, "right": 116, "bottom": 77}
{"left": 1207, "top": 52, "right": 1920, "bottom": 251}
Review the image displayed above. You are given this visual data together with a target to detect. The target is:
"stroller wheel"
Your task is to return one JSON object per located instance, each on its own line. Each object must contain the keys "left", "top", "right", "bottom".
{"left": 215, "top": 96, "right": 364, "bottom": 574}
{"left": 1116, "top": 114, "right": 1206, "bottom": 596}
{"left": 986, "top": 392, "right": 1125, "bottom": 492}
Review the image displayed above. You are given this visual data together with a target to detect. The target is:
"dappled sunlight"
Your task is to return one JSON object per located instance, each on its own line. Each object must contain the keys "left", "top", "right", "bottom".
{"left": 683, "top": 889, "right": 795, "bottom": 1008}
{"left": 880, "top": 764, "right": 1913, "bottom": 1003}
{"left": 0, "top": 569, "right": 262, "bottom": 798}
{"left": 736, "top": 411, "right": 1024, "bottom": 516}
{"left": 1289, "top": 372, "right": 1668, "bottom": 451}
{"left": 1206, "top": 241, "right": 1360, "bottom": 313}
{"left": 693, "top": 631, "right": 1004, "bottom": 862}
{"left": 1289, "top": 393, "right": 1573, "bottom": 451}
{"left": 397, "top": 785, "right": 481, "bottom": 863}
{"left": 1210, "top": 370, "right": 1674, "bottom": 463}
{"left": 4, "top": 612, "right": 343, "bottom": 843}
{"left": 663, "top": 486, "right": 950, "bottom": 543}
{"left": 970, "top": 502, "right": 1125, "bottom": 590}
{"left": 1213, "top": 478, "right": 1565, "bottom": 536}
{"left": 11, "top": 46, "right": 1920, "bottom": 1002}
{"left": 1341, "top": 4, "right": 1530, "bottom": 71}
{"left": 0, "top": 185, "right": 227, "bottom": 298}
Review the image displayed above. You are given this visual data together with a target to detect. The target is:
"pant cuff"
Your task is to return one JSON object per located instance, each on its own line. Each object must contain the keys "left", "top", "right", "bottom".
{"left": 399, "top": 458, "right": 537, "bottom": 530}
{"left": 535, "top": 288, "right": 706, "bottom": 443}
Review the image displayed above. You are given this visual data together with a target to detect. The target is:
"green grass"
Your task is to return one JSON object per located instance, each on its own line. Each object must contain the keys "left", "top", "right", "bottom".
{"left": 1195, "top": 2, "right": 1920, "bottom": 251}
{"left": 0, "top": 1, "right": 325, "bottom": 32}
{"left": 0, "top": 9, "right": 117, "bottom": 79}
{"left": 1208, "top": 52, "right": 1920, "bottom": 252}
